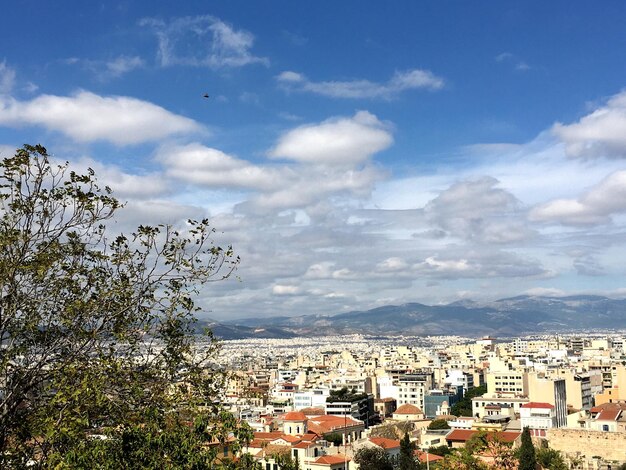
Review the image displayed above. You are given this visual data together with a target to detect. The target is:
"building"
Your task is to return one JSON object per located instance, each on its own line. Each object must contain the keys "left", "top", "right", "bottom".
{"left": 397, "top": 373, "right": 434, "bottom": 410}
{"left": 423, "top": 387, "right": 463, "bottom": 418}
{"left": 520, "top": 402, "right": 558, "bottom": 436}
{"left": 527, "top": 374, "right": 567, "bottom": 428}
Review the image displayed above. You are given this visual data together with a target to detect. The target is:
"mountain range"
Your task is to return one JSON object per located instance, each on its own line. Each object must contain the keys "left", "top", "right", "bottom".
{"left": 200, "top": 295, "right": 626, "bottom": 339}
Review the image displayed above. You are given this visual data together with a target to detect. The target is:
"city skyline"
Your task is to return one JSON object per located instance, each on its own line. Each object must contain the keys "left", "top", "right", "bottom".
{"left": 2, "top": 1, "right": 626, "bottom": 319}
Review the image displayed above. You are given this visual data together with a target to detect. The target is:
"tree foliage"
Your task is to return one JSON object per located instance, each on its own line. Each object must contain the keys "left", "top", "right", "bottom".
{"left": 0, "top": 145, "right": 244, "bottom": 467}
{"left": 517, "top": 428, "right": 536, "bottom": 470}
{"left": 427, "top": 445, "right": 452, "bottom": 457}
{"left": 535, "top": 447, "right": 567, "bottom": 470}
{"left": 369, "top": 422, "right": 414, "bottom": 440}
{"left": 450, "top": 384, "right": 486, "bottom": 417}
{"left": 427, "top": 419, "right": 451, "bottom": 430}
{"left": 398, "top": 433, "right": 419, "bottom": 470}
{"left": 354, "top": 446, "right": 394, "bottom": 470}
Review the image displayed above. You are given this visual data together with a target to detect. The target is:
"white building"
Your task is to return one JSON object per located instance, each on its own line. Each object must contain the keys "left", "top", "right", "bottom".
{"left": 520, "top": 402, "right": 557, "bottom": 436}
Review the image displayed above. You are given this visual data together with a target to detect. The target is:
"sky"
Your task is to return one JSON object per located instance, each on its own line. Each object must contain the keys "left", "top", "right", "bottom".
{"left": 2, "top": 1, "right": 626, "bottom": 320}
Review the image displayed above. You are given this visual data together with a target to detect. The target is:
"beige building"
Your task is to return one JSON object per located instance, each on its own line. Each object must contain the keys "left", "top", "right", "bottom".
{"left": 486, "top": 370, "right": 528, "bottom": 396}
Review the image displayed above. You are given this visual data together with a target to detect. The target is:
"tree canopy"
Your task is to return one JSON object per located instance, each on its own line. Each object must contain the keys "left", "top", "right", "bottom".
{"left": 0, "top": 145, "right": 246, "bottom": 468}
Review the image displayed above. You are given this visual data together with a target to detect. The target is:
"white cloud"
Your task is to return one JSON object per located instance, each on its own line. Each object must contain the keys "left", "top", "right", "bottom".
{"left": 553, "top": 90, "right": 626, "bottom": 158}
{"left": 0, "top": 91, "right": 202, "bottom": 145}
{"left": 158, "top": 143, "right": 286, "bottom": 190}
{"left": 523, "top": 287, "right": 565, "bottom": 297}
{"left": 276, "top": 68, "right": 444, "bottom": 99}
{"left": 272, "top": 285, "right": 301, "bottom": 296}
{"left": 69, "top": 156, "right": 169, "bottom": 199}
{"left": 495, "top": 52, "right": 531, "bottom": 71}
{"left": 140, "top": 15, "right": 268, "bottom": 68}
{"left": 414, "top": 251, "right": 549, "bottom": 280}
{"left": 269, "top": 111, "right": 393, "bottom": 166}
{"left": 65, "top": 55, "right": 144, "bottom": 79}
{"left": 424, "top": 176, "right": 533, "bottom": 244}
{"left": 104, "top": 56, "right": 144, "bottom": 77}
{"left": 530, "top": 170, "right": 626, "bottom": 225}
{"left": 376, "top": 257, "right": 409, "bottom": 272}
{"left": 0, "top": 61, "right": 16, "bottom": 94}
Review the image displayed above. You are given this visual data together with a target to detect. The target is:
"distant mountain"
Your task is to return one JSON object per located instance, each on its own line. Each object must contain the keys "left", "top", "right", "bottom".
{"left": 217, "top": 295, "right": 626, "bottom": 338}
{"left": 194, "top": 319, "right": 296, "bottom": 340}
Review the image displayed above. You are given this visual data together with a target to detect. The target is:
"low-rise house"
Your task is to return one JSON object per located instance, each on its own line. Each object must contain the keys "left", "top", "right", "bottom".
{"left": 445, "top": 429, "right": 521, "bottom": 449}
{"left": 392, "top": 403, "right": 425, "bottom": 421}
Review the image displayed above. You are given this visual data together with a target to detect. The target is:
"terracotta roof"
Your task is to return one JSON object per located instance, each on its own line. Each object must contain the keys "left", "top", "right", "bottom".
{"left": 414, "top": 450, "right": 444, "bottom": 463}
{"left": 596, "top": 409, "right": 622, "bottom": 421}
{"left": 253, "top": 431, "right": 284, "bottom": 441}
{"left": 314, "top": 454, "right": 351, "bottom": 465}
{"left": 283, "top": 411, "right": 308, "bottom": 421}
{"left": 369, "top": 437, "right": 401, "bottom": 449}
{"left": 591, "top": 402, "right": 626, "bottom": 413}
{"left": 521, "top": 402, "right": 554, "bottom": 409}
{"left": 446, "top": 429, "right": 521, "bottom": 443}
{"left": 293, "top": 441, "right": 317, "bottom": 449}
{"left": 307, "top": 414, "right": 362, "bottom": 435}
{"left": 394, "top": 404, "right": 423, "bottom": 415}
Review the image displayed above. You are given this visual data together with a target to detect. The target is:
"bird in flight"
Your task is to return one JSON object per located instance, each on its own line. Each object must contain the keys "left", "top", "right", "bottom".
{"left": 202, "top": 93, "right": 210, "bottom": 99}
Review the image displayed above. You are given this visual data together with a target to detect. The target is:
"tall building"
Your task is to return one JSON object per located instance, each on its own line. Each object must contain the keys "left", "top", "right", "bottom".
{"left": 527, "top": 374, "right": 567, "bottom": 428}
{"left": 398, "top": 372, "right": 434, "bottom": 410}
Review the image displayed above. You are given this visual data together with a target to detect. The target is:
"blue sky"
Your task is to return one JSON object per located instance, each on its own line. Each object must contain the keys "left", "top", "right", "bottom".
{"left": 2, "top": 1, "right": 626, "bottom": 320}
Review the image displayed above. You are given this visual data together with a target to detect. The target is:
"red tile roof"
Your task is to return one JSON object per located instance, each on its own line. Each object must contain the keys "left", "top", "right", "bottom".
{"left": 283, "top": 411, "right": 308, "bottom": 421}
{"left": 314, "top": 454, "right": 351, "bottom": 465}
{"left": 307, "top": 414, "right": 362, "bottom": 435}
{"left": 521, "top": 402, "right": 554, "bottom": 409}
{"left": 596, "top": 409, "right": 622, "bottom": 421}
{"left": 414, "top": 450, "right": 444, "bottom": 463}
{"left": 369, "top": 437, "right": 401, "bottom": 449}
{"left": 394, "top": 404, "right": 423, "bottom": 415}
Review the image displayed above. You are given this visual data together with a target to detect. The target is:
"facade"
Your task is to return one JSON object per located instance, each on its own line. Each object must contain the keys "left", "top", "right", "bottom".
{"left": 423, "top": 386, "right": 463, "bottom": 418}
{"left": 397, "top": 373, "right": 434, "bottom": 410}
{"left": 294, "top": 389, "right": 330, "bottom": 410}
{"left": 520, "top": 402, "right": 557, "bottom": 436}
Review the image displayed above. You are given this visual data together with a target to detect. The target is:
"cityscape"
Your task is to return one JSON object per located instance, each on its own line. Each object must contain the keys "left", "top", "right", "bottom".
{"left": 2, "top": 1, "right": 626, "bottom": 469}
{"left": 211, "top": 332, "right": 626, "bottom": 468}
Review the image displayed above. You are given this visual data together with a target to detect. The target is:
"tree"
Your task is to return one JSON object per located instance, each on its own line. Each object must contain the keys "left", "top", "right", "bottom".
{"left": 0, "top": 145, "right": 242, "bottom": 467}
{"left": 369, "top": 422, "right": 414, "bottom": 440}
{"left": 427, "top": 445, "right": 452, "bottom": 457}
{"left": 274, "top": 452, "right": 300, "bottom": 470}
{"left": 398, "top": 433, "right": 420, "bottom": 470}
{"left": 322, "top": 432, "right": 343, "bottom": 446}
{"left": 354, "top": 446, "right": 394, "bottom": 470}
{"left": 517, "top": 428, "right": 536, "bottom": 470}
{"left": 450, "top": 384, "right": 486, "bottom": 417}
{"left": 427, "top": 419, "right": 451, "bottom": 430}
{"left": 535, "top": 447, "right": 567, "bottom": 470}
{"left": 437, "top": 448, "right": 487, "bottom": 470}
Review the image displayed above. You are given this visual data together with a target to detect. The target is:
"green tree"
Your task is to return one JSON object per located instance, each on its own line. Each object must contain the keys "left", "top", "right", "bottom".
{"left": 398, "top": 433, "right": 420, "bottom": 470}
{"left": 427, "top": 419, "right": 451, "bottom": 430}
{"left": 354, "top": 446, "right": 394, "bottom": 470}
{"left": 535, "top": 447, "right": 567, "bottom": 470}
{"left": 450, "top": 384, "right": 486, "bottom": 417}
{"left": 427, "top": 445, "right": 452, "bottom": 457}
{"left": 274, "top": 452, "right": 300, "bottom": 470}
{"left": 0, "top": 145, "right": 243, "bottom": 467}
{"left": 322, "top": 432, "right": 344, "bottom": 446}
{"left": 517, "top": 428, "right": 536, "bottom": 470}
{"left": 437, "top": 448, "right": 487, "bottom": 470}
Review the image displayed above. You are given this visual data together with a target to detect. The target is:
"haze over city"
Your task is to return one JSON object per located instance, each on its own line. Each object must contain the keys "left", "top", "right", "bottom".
{"left": 2, "top": 1, "right": 626, "bottom": 320}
